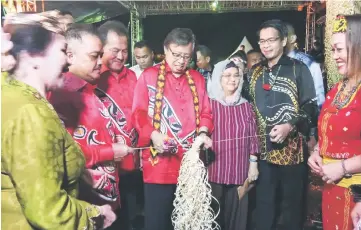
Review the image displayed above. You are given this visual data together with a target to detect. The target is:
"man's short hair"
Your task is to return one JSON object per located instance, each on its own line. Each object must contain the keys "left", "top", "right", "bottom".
{"left": 58, "top": 10, "right": 73, "bottom": 17}
{"left": 195, "top": 45, "right": 212, "bottom": 59}
{"left": 134, "top": 40, "right": 153, "bottom": 52}
{"left": 257, "top": 19, "right": 288, "bottom": 40}
{"left": 98, "top": 20, "right": 128, "bottom": 44}
{"left": 65, "top": 24, "right": 100, "bottom": 50}
{"left": 163, "top": 28, "right": 196, "bottom": 49}
{"left": 247, "top": 49, "right": 262, "bottom": 55}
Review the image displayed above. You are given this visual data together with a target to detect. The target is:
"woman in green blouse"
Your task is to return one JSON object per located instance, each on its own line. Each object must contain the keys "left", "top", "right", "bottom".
{"left": 1, "top": 13, "right": 115, "bottom": 229}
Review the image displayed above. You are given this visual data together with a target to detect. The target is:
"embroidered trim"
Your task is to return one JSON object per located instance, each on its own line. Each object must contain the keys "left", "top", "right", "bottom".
{"left": 150, "top": 60, "right": 200, "bottom": 164}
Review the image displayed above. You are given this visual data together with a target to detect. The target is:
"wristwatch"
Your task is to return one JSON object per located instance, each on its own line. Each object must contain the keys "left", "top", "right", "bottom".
{"left": 341, "top": 159, "right": 352, "bottom": 179}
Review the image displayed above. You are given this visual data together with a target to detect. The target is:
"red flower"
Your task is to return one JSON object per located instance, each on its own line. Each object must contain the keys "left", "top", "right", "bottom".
{"left": 263, "top": 84, "right": 271, "bottom": 91}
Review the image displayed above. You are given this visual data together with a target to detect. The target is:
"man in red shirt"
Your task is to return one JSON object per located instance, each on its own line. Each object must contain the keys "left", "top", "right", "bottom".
{"left": 49, "top": 24, "right": 133, "bottom": 214}
{"left": 132, "top": 28, "right": 213, "bottom": 230}
{"left": 97, "top": 21, "right": 140, "bottom": 230}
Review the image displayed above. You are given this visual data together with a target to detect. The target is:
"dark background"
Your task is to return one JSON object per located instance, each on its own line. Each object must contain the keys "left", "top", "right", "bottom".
{"left": 142, "top": 10, "right": 307, "bottom": 61}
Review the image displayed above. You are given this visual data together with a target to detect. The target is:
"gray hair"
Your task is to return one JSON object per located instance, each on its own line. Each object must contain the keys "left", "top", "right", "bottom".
{"left": 65, "top": 23, "right": 100, "bottom": 42}
{"left": 163, "top": 28, "right": 196, "bottom": 50}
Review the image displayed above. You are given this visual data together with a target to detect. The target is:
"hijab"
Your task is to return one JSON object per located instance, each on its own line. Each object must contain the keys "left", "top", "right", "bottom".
{"left": 207, "top": 59, "right": 247, "bottom": 106}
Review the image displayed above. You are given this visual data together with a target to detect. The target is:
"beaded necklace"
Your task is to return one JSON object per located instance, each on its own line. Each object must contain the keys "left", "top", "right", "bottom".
{"left": 262, "top": 65, "right": 281, "bottom": 91}
{"left": 330, "top": 79, "right": 361, "bottom": 112}
{"left": 150, "top": 60, "right": 200, "bottom": 162}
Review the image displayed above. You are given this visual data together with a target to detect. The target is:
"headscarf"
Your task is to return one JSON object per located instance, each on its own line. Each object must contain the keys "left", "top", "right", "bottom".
{"left": 207, "top": 59, "right": 247, "bottom": 106}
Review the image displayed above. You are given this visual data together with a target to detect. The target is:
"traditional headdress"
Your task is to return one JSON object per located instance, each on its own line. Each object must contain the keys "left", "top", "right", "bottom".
{"left": 332, "top": 15, "right": 348, "bottom": 34}
{"left": 4, "top": 10, "right": 67, "bottom": 35}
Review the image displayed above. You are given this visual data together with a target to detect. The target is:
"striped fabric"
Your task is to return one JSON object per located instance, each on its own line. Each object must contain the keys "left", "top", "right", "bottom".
{"left": 208, "top": 100, "right": 260, "bottom": 185}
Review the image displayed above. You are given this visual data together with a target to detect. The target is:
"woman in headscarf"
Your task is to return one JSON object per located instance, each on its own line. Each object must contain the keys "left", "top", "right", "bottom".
{"left": 1, "top": 12, "right": 115, "bottom": 229}
{"left": 207, "top": 60, "right": 260, "bottom": 230}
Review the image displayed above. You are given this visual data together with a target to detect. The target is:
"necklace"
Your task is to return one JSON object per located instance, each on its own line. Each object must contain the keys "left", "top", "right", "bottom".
{"left": 329, "top": 79, "right": 361, "bottom": 112}
{"left": 262, "top": 65, "right": 281, "bottom": 91}
{"left": 150, "top": 61, "right": 200, "bottom": 164}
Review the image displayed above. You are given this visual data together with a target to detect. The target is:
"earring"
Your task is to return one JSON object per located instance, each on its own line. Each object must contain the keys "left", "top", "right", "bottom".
{"left": 33, "top": 65, "right": 39, "bottom": 70}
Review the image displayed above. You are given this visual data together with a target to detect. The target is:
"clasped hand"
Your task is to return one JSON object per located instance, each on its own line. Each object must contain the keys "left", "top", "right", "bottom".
{"left": 269, "top": 123, "right": 293, "bottom": 144}
{"left": 308, "top": 148, "right": 345, "bottom": 184}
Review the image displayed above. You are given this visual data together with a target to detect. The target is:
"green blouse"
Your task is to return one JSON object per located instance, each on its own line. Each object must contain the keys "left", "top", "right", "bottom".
{"left": 1, "top": 75, "right": 101, "bottom": 229}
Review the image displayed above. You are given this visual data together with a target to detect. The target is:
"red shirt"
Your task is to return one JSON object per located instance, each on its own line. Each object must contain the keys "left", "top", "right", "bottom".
{"left": 319, "top": 83, "right": 361, "bottom": 159}
{"left": 97, "top": 65, "right": 138, "bottom": 171}
{"left": 132, "top": 63, "right": 214, "bottom": 184}
{"left": 49, "top": 72, "right": 120, "bottom": 209}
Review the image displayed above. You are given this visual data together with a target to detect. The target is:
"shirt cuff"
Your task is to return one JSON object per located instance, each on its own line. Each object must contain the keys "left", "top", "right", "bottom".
{"left": 199, "top": 118, "right": 214, "bottom": 134}
{"left": 138, "top": 123, "right": 155, "bottom": 147}
{"left": 98, "top": 144, "right": 115, "bottom": 162}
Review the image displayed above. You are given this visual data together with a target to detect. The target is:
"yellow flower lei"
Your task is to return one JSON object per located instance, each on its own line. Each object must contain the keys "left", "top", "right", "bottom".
{"left": 150, "top": 60, "right": 200, "bottom": 165}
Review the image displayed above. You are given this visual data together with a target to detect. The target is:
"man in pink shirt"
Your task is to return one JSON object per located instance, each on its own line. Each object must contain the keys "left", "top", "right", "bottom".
{"left": 97, "top": 21, "right": 140, "bottom": 230}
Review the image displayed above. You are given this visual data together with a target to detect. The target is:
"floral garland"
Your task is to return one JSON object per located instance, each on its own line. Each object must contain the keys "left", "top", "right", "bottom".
{"left": 150, "top": 60, "right": 200, "bottom": 165}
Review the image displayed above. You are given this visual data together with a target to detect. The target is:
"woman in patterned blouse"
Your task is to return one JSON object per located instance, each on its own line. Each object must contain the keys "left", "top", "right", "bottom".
{"left": 308, "top": 14, "right": 361, "bottom": 230}
{"left": 1, "top": 12, "right": 115, "bottom": 229}
{"left": 207, "top": 60, "right": 260, "bottom": 230}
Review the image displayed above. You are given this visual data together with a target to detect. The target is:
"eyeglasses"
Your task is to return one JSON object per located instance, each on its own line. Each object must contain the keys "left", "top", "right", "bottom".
{"left": 222, "top": 74, "right": 241, "bottom": 79}
{"left": 258, "top": 37, "right": 280, "bottom": 46}
{"left": 109, "top": 48, "right": 128, "bottom": 56}
{"left": 168, "top": 47, "right": 192, "bottom": 61}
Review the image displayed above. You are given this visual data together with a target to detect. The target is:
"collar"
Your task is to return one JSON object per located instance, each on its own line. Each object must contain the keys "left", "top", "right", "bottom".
{"left": 101, "top": 64, "right": 127, "bottom": 81}
{"left": 63, "top": 72, "right": 95, "bottom": 92}
{"left": 163, "top": 61, "right": 188, "bottom": 78}
{"left": 260, "top": 55, "right": 293, "bottom": 68}
{"left": 288, "top": 50, "right": 296, "bottom": 59}
{"left": 197, "top": 64, "right": 214, "bottom": 73}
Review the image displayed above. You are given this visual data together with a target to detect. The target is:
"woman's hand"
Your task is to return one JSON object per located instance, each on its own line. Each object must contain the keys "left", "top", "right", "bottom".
{"left": 351, "top": 202, "right": 361, "bottom": 230}
{"left": 99, "top": 204, "right": 117, "bottom": 229}
{"left": 308, "top": 148, "right": 323, "bottom": 176}
{"left": 248, "top": 161, "right": 259, "bottom": 182}
{"left": 320, "top": 161, "right": 344, "bottom": 184}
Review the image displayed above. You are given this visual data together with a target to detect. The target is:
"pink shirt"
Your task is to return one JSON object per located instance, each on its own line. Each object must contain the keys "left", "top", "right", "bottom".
{"left": 208, "top": 100, "right": 260, "bottom": 185}
{"left": 132, "top": 62, "right": 214, "bottom": 184}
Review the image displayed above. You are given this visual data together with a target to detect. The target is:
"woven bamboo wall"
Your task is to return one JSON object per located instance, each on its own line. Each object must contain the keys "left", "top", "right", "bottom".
{"left": 325, "top": 0, "right": 361, "bottom": 89}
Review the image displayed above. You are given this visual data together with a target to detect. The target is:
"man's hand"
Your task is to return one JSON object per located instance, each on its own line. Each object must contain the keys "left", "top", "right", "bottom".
{"left": 151, "top": 131, "right": 168, "bottom": 153}
{"left": 269, "top": 123, "right": 293, "bottom": 143}
{"left": 112, "top": 143, "right": 133, "bottom": 162}
{"left": 351, "top": 202, "right": 361, "bottom": 230}
{"left": 199, "top": 133, "right": 212, "bottom": 149}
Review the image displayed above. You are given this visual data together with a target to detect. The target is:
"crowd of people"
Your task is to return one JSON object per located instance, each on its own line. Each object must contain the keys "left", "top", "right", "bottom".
{"left": 1, "top": 9, "right": 361, "bottom": 230}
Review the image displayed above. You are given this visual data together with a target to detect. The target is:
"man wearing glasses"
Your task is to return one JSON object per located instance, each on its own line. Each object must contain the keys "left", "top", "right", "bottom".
{"left": 132, "top": 28, "right": 213, "bottom": 230}
{"left": 247, "top": 19, "right": 318, "bottom": 230}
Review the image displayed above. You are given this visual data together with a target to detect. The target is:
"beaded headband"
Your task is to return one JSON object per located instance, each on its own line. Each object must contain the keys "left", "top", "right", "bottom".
{"left": 332, "top": 15, "right": 348, "bottom": 34}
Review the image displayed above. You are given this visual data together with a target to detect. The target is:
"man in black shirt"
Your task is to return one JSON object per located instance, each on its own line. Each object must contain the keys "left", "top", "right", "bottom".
{"left": 248, "top": 19, "right": 318, "bottom": 230}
